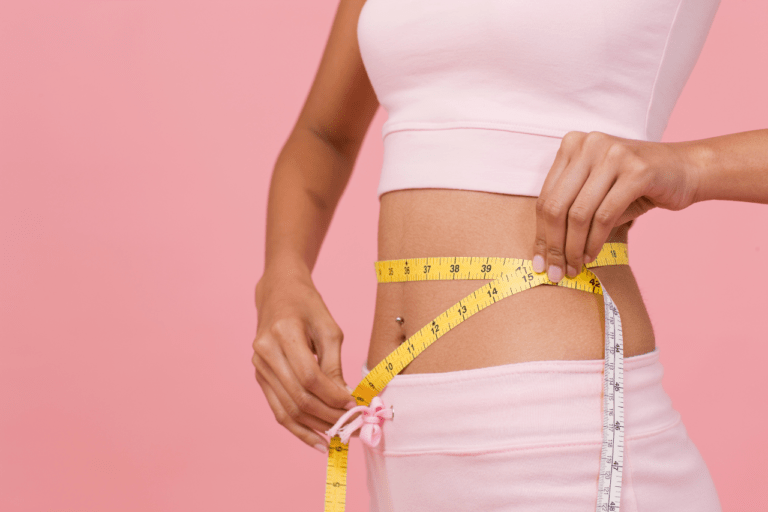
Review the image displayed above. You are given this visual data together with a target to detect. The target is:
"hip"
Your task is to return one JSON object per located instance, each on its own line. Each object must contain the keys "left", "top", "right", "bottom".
{"left": 360, "top": 349, "right": 721, "bottom": 512}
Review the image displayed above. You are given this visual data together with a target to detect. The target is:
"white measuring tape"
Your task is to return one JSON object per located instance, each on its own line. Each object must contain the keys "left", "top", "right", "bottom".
{"left": 597, "top": 287, "right": 624, "bottom": 512}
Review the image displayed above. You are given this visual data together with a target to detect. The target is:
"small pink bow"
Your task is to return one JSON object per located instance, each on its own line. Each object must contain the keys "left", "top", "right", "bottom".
{"left": 325, "top": 396, "right": 393, "bottom": 447}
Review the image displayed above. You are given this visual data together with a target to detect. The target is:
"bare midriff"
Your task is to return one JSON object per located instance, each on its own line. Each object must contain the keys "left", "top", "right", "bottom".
{"left": 366, "top": 189, "right": 656, "bottom": 375}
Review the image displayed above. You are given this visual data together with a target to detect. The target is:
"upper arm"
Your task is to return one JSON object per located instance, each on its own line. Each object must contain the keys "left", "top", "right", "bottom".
{"left": 293, "top": 0, "right": 380, "bottom": 158}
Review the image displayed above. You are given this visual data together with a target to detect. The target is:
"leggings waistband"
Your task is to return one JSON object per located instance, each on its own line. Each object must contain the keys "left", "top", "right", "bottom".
{"left": 359, "top": 348, "right": 678, "bottom": 455}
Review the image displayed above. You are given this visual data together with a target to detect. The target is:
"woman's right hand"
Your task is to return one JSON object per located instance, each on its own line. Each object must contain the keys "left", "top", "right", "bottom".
{"left": 252, "top": 265, "right": 357, "bottom": 454}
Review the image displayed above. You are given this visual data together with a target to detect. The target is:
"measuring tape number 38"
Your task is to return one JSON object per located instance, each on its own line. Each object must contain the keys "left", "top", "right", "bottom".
{"left": 322, "top": 243, "right": 629, "bottom": 512}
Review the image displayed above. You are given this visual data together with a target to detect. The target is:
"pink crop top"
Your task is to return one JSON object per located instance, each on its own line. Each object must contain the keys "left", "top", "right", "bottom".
{"left": 356, "top": 0, "right": 721, "bottom": 199}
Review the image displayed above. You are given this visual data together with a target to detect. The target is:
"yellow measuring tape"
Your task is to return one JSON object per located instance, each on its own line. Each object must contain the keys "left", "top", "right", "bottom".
{"left": 323, "top": 242, "right": 629, "bottom": 512}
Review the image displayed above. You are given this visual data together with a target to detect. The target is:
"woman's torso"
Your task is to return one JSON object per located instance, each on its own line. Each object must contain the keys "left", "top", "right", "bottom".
{"left": 366, "top": 189, "right": 655, "bottom": 374}
{"left": 358, "top": 0, "right": 721, "bottom": 373}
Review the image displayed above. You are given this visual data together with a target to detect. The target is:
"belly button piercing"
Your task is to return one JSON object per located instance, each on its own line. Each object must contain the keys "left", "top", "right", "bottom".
{"left": 395, "top": 317, "right": 404, "bottom": 325}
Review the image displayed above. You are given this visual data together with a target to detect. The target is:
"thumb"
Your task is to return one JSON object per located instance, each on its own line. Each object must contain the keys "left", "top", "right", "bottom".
{"left": 616, "top": 197, "right": 655, "bottom": 227}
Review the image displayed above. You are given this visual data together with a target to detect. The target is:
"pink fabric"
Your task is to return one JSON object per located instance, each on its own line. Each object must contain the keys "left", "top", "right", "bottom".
{"left": 359, "top": 348, "right": 721, "bottom": 511}
{"left": 326, "top": 396, "right": 393, "bottom": 447}
{"left": 356, "top": 0, "right": 722, "bottom": 198}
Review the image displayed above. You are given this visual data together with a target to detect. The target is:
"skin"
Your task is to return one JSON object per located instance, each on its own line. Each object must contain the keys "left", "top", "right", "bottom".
{"left": 530, "top": 130, "right": 768, "bottom": 281}
{"left": 253, "top": 0, "right": 768, "bottom": 453}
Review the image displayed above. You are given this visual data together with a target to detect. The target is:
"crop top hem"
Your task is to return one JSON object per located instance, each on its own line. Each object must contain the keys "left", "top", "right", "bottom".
{"left": 382, "top": 120, "right": 574, "bottom": 140}
{"left": 377, "top": 127, "right": 566, "bottom": 199}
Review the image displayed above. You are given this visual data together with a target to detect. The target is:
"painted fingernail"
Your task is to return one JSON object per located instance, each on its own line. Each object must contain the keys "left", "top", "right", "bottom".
{"left": 344, "top": 401, "right": 356, "bottom": 410}
{"left": 548, "top": 264, "right": 563, "bottom": 283}
{"left": 532, "top": 254, "right": 545, "bottom": 273}
{"left": 314, "top": 443, "right": 328, "bottom": 454}
{"left": 567, "top": 265, "right": 578, "bottom": 277}
{"left": 584, "top": 254, "right": 593, "bottom": 264}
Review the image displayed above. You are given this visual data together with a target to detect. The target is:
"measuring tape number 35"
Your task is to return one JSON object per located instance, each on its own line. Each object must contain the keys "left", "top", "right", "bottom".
{"left": 322, "top": 242, "right": 629, "bottom": 512}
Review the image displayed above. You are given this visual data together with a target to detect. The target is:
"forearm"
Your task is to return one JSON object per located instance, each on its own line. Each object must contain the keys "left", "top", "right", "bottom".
{"left": 262, "top": 128, "right": 355, "bottom": 279}
{"left": 686, "top": 128, "right": 768, "bottom": 204}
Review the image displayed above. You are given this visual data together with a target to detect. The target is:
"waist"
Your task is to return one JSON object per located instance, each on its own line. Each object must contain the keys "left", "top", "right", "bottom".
{"left": 377, "top": 189, "right": 630, "bottom": 261}
{"left": 367, "top": 189, "right": 653, "bottom": 373}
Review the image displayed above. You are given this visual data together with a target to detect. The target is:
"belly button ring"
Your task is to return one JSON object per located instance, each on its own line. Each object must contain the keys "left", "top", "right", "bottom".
{"left": 395, "top": 317, "right": 404, "bottom": 325}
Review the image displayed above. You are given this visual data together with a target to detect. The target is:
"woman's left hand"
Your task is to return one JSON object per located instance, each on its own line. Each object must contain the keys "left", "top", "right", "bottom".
{"left": 532, "top": 130, "right": 700, "bottom": 282}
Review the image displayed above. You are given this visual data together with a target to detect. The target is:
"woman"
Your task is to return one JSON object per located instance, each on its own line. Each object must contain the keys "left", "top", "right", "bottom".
{"left": 253, "top": 0, "right": 767, "bottom": 509}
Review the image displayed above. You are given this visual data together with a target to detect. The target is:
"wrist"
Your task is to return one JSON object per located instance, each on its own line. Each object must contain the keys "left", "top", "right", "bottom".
{"left": 258, "top": 253, "right": 313, "bottom": 296}
{"left": 264, "top": 250, "right": 313, "bottom": 277}
{"left": 682, "top": 138, "right": 717, "bottom": 205}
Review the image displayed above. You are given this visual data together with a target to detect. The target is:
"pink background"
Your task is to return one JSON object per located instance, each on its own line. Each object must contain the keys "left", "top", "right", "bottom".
{"left": 1, "top": 1, "right": 766, "bottom": 510}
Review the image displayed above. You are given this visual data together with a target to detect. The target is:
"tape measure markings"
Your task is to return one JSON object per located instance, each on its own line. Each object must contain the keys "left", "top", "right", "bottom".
{"left": 324, "top": 243, "right": 628, "bottom": 512}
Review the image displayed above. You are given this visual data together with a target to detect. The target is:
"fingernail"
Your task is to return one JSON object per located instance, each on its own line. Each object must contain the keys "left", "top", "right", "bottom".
{"left": 314, "top": 443, "right": 328, "bottom": 454}
{"left": 548, "top": 264, "right": 563, "bottom": 283}
{"left": 345, "top": 385, "right": 354, "bottom": 394}
{"left": 584, "top": 254, "right": 593, "bottom": 264}
{"left": 344, "top": 401, "right": 356, "bottom": 410}
{"left": 566, "top": 265, "right": 578, "bottom": 278}
{"left": 532, "top": 254, "right": 545, "bottom": 273}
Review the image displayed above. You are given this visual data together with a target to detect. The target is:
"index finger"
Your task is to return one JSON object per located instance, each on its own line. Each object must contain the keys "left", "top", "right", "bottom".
{"left": 533, "top": 141, "right": 572, "bottom": 274}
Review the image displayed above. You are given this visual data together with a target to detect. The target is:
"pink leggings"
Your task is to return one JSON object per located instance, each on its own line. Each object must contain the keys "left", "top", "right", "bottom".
{"left": 360, "top": 348, "right": 721, "bottom": 511}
